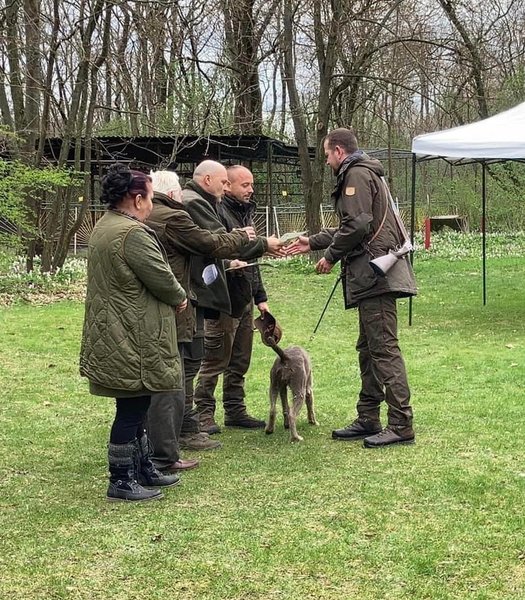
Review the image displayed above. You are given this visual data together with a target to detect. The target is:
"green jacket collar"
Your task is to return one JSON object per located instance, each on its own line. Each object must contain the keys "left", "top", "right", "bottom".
{"left": 184, "top": 180, "right": 219, "bottom": 207}
{"left": 153, "top": 191, "right": 184, "bottom": 211}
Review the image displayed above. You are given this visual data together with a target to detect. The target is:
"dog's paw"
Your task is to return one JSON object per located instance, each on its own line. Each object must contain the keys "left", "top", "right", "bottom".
{"left": 309, "top": 419, "right": 320, "bottom": 426}
{"left": 265, "top": 427, "right": 274, "bottom": 435}
{"left": 291, "top": 435, "right": 304, "bottom": 443}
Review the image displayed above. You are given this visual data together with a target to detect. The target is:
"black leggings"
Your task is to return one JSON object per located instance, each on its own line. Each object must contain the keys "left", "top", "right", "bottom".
{"left": 109, "top": 396, "right": 151, "bottom": 444}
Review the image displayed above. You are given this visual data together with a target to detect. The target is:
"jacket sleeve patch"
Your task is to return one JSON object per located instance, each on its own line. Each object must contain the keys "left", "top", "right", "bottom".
{"left": 345, "top": 186, "right": 356, "bottom": 196}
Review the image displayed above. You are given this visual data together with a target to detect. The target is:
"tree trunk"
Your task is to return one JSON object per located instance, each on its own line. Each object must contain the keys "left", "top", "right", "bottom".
{"left": 41, "top": 0, "right": 107, "bottom": 272}
{"left": 438, "top": 0, "right": 489, "bottom": 119}
{"left": 222, "top": 0, "right": 278, "bottom": 134}
{"left": 53, "top": 3, "right": 111, "bottom": 270}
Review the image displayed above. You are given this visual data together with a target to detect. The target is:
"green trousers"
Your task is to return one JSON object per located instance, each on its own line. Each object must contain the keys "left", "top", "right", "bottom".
{"left": 355, "top": 294, "right": 413, "bottom": 427}
{"left": 194, "top": 302, "right": 254, "bottom": 420}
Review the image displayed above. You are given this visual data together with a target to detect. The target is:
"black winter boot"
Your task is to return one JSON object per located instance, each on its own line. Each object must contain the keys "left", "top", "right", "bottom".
{"left": 136, "top": 434, "right": 180, "bottom": 488}
{"left": 107, "top": 441, "right": 163, "bottom": 502}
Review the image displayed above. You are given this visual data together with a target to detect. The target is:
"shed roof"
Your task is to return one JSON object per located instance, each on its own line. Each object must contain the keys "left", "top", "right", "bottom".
{"left": 41, "top": 134, "right": 411, "bottom": 169}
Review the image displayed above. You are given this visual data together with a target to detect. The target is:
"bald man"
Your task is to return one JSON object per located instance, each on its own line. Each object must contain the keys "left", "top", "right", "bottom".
{"left": 192, "top": 160, "right": 229, "bottom": 198}
{"left": 183, "top": 161, "right": 283, "bottom": 433}
{"left": 183, "top": 161, "right": 253, "bottom": 319}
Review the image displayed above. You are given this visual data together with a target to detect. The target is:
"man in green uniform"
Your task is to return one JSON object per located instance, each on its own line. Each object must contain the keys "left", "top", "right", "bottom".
{"left": 193, "top": 165, "right": 270, "bottom": 432}
{"left": 287, "top": 128, "right": 417, "bottom": 447}
{"left": 183, "top": 161, "right": 283, "bottom": 433}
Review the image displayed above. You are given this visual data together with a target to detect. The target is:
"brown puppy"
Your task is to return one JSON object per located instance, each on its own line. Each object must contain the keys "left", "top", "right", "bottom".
{"left": 265, "top": 345, "right": 318, "bottom": 442}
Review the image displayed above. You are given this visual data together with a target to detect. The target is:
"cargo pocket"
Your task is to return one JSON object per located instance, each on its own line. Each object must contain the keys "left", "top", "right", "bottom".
{"left": 347, "top": 253, "right": 378, "bottom": 295}
{"left": 203, "top": 319, "right": 224, "bottom": 359}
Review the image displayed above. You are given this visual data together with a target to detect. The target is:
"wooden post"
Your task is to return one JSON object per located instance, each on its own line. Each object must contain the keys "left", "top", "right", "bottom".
{"left": 424, "top": 217, "right": 431, "bottom": 249}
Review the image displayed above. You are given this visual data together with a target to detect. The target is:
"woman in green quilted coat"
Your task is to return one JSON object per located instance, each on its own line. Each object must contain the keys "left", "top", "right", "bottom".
{"left": 80, "top": 164, "right": 187, "bottom": 502}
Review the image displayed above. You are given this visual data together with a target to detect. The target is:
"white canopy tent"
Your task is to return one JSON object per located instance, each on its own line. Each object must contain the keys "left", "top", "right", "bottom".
{"left": 412, "top": 101, "right": 525, "bottom": 163}
{"left": 408, "top": 101, "right": 525, "bottom": 321}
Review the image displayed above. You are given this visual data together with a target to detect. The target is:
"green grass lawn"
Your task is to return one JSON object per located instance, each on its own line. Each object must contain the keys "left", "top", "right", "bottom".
{"left": 1, "top": 257, "right": 525, "bottom": 599}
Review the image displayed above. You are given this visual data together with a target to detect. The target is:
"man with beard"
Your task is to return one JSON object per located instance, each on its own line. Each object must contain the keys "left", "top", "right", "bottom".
{"left": 287, "top": 128, "right": 417, "bottom": 447}
{"left": 186, "top": 163, "right": 283, "bottom": 433}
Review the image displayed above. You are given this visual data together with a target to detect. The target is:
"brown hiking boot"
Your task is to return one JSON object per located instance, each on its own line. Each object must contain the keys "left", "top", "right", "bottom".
{"left": 363, "top": 425, "right": 415, "bottom": 448}
{"left": 160, "top": 458, "right": 200, "bottom": 472}
{"left": 199, "top": 415, "right": 221, "bottom": 435}
{"left": 332, "top": 418, "right": 382, "bottom": 441}
{"left": 179, "top": 432, "right": 222, "bottom": 451}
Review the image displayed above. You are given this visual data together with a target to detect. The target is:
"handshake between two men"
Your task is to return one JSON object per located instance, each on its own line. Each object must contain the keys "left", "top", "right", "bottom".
{"left": 230, "top": 229, "right": 319, "bottom": 271}
{"left": 231, "top": 229, "right": 328, "bottom": 274}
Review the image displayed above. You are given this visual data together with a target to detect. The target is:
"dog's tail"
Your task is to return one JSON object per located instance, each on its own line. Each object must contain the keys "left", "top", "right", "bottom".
{"left": 267, "top": 337, "right": 286, "bottom": 361}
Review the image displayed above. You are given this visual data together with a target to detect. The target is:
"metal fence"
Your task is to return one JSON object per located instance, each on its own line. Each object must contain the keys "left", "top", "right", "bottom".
{"left": 66, "top": 205, "right": 340, "bottom": 251}
{"left": 23, "top": 196, "right": 415, "bottom": 253}
{"left": 251, "top": 204, "right": 338, "bottom": 238}
{"left": 65, "top": 203, "right": 416, "bottom": 252}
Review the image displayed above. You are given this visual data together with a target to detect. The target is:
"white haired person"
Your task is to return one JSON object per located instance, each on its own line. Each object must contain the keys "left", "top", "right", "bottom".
{"left": 144, "top": 169, "right": 253, "bottom": 469}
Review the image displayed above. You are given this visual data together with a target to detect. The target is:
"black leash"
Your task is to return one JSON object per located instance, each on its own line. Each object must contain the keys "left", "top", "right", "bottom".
{"left": 310, "top": 273, "right": 342, "bottom": 340}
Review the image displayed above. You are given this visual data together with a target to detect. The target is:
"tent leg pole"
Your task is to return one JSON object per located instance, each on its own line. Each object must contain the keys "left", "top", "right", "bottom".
{"left": 409, "top": 153, "right": 417, "bottom": 326}
{"left": 482, "top": 162, "right": 487, "bottom": 306}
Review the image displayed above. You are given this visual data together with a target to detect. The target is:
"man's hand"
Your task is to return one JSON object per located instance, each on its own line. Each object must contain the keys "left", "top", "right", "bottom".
{"left": 176, "top": 298, "right": 188, "bottom": 313}
{"left": 257, "top": 301, "right": 269, "bottom": 314}
{"left": 229, "top": 259, "right": 248, "bottom": 269}
{"left": 315, "top": 257, "right": 334, "bottom": 274}
{"left": 286, "top": 235, "right": 310, "bottom": 256}
{"left": 265, "top": 235, "right": 286, "bottom": 257}
{"left": 234, "top": 226, "right": 256, "bottom": 240}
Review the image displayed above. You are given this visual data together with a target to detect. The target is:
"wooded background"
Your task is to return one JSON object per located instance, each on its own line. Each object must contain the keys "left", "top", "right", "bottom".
{"left": 1, "top": 0, "right": 525, "bottom": 270}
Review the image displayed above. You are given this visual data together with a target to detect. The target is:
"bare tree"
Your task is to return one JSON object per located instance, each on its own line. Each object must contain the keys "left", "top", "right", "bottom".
{"left": 2, "top": 0, "right": 525, "bottom": 263}
{"left": 222, "top": 0, "right": 279, "bottom": 134}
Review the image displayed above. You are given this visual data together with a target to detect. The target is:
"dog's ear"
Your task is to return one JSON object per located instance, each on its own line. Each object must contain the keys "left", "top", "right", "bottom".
{"left": 254, "top": 312, "right": 282, "bottom": 346}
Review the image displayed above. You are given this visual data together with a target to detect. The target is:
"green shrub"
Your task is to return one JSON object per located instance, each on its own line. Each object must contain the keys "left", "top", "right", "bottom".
{"left": 0, "top": 156, "right": 80, "bottom": 251}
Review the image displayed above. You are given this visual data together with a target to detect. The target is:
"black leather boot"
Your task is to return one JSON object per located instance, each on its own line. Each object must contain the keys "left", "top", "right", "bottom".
{"left": 136, "top": 434, "right": 181, "bottom": 488}
{"left": 332, "top": 418, "right": 382, "bottom": 440}
{"left": 363, "top": 425, "right": 415, "bottom": 448}
{"left": 224, "top": 413, "right": 266, "bottom": 428}
{"left": 107, "top": 441, "right": 163, "bottom": 502}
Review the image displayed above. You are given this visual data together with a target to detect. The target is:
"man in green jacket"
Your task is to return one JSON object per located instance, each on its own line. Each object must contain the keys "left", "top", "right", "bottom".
{"left": 287, "top": 128, "right": 417, "bottom": 448}
{"left": 145, "top": 169, "right": 255, "bottom": 465}
{"left": 183, "top": 161, "right": 283, "bottom": 433}
{"left": 193, "top": 165, "right": 271, "bottom": 432}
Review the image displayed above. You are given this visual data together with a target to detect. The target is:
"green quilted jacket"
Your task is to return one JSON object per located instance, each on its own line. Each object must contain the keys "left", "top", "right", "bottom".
{"left": 79, "top": 210, "right": 186, "bottom": 395}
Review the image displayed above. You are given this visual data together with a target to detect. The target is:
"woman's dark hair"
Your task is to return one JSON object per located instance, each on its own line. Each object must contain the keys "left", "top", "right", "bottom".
{"left": 101, "top": 163, "right": 152, "bottom": 208}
